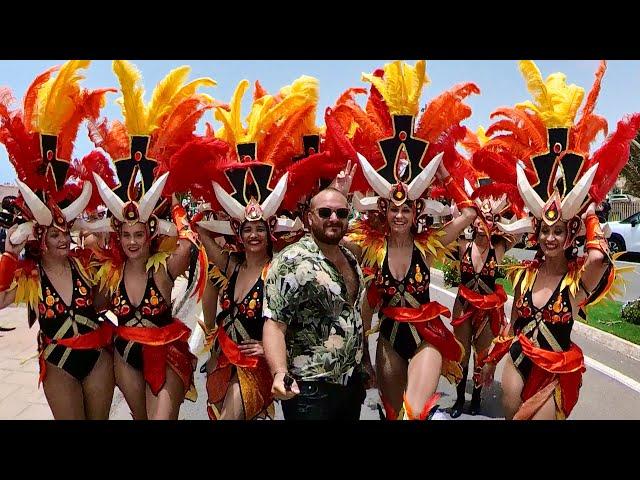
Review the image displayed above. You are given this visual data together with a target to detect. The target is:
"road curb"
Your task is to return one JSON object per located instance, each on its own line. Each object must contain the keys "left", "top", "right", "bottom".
{"left": 430, "top": 268, "right": 640, "bottom": 363}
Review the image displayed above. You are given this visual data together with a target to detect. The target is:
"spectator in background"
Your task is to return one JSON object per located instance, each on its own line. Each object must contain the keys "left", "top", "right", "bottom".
{"left": 596, "top": 200, "right": 611, "bottom": 223}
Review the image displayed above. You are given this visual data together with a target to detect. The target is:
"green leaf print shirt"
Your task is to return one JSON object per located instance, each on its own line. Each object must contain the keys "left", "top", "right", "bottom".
{"left": 263, "top": 235, "right": 365, "bottom": 385}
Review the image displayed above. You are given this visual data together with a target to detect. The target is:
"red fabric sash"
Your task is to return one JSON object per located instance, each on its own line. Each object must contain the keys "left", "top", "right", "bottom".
{"left": 212, "top": 326, "right": 259, "bottom": 369}
{"left": 381, "top": 302, "right": 463, "bottom": 362}
{"left": 42, "top": 321, "right": 114, "bottom": 349}
{"left": 38, "top": 321, "right": 114, "bottom": 385}
{"left": 514, "top": 334, "right": 585, "bottom": 419}
{"left": 451, "top": 284, "right": 507, "bottom": 336}
{"left": 116, "top": 320, "right": 194, "bottom": 395}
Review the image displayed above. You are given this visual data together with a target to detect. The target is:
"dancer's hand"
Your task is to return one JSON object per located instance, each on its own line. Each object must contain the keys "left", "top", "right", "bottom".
{"left": 436, "top": 162, "right": 450, "bottom": 181}
{"left": 479, "top": 363, "right": 496, "bottom": 387}
{"left": 239, "top": 339, "right": 264, "bottom": 357}
{"left": 582, "top": 202, "right": 597, "bottom": 219}
{"left": 5, "top": 224, "right": 26, "bottom": 256}
{"left": 330, "top": 159, "right": 358, "bottom": 195}
{"left": 197, "top": 320, "right": 216, "bottom": 351}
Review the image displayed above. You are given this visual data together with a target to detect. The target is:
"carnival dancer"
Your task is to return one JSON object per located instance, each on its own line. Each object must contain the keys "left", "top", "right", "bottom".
{"left": 479, "top": 60, "right": 640, "bottom": 419}
{"left": 0, "top": 61, "right": 116, "bottom": 419}
{"left": 177, "top": 76, "right": 331, "bottom": 419}
{"left": 339, "top": 60, "right": 481, "bottom": 419}
{"left": 448, "top": 129, "right": 525, "bottom": 417}
{"left": 89, "top": 60, "right": 214, "bottom": 419}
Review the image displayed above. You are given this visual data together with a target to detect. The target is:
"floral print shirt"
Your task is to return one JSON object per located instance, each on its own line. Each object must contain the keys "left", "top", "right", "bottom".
{"left": 263, "top": 235, "right": 364, "bottom": 385}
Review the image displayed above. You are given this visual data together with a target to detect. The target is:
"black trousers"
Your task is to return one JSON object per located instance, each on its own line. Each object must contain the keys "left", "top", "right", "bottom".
{"left": 281, "top": 372, "right": 366, "bottom": 420}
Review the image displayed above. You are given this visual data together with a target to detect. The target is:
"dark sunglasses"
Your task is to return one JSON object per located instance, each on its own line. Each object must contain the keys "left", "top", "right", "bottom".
{"left": 313, "top": 207, "right": 350, "bottom": 219}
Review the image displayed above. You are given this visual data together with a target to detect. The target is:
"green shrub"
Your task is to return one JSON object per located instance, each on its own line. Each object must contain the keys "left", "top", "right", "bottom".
{"left": 442, "top": 261, "right": 460, "bottom": 288}
{"left": 621, "top": 300, "right": 640, "bottom": 325}
{"left": 497, "top": 254, "right": 519, "bottom": 279}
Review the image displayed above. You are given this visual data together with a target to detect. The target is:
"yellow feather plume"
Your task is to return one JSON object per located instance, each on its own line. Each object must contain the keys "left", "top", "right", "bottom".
{"left": 244, "top": 95, "right": 275, "bottom": 142}
{"left": 361, "top": 60, "right": 429, "bottom": 116}
{"left": 517, "top": 61, "right": 552, "bottom": 115}
{"left": 279, "top": 75, "right": 320, "bottom": 134}
{"left": 215, "top": 77, "right": 312, "bottom": 148}
{"left": 516, "top": 61, "right": 585, "bottom": 128}
{"left": 476, "top": 126, "right": 489, "bottom": 146}
{"left": 215, "top": 79, "right": 250, "bottom": 145}
{"left": 406, "top": 60, "right": 429, "bottom": 113}
{"left": 112, "top": 61, "right": 216, "bottom": 137}
{"left": 248, "top": 89, "right": 308, "bottom": 144}
{"left": 36, "top": 60, "right": 91, "bottom": 135}
{"left": 170, "top": 78, "right": 217, "bottom": 110}
{"left": 113, "top": 60, "right": 148, "bottom": 135}
{"left": 146, "top": 65, "right": 191, "bottom": 133}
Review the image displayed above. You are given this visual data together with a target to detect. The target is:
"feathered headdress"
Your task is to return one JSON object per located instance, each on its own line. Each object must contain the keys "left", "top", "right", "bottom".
{"left": 0, "top": 60, "right": 114, "bottom": 246}
{"left": 174, "top": 77, "right": 329, "bottom": 241}
{"left": 88, "top": 60, "right": 216, "bottom": 238}
{"left": 460, "top": 127, "right": 525, "bottom": 222}
{"left": 327, "top": 60, "right": 479, "bottom": 227}
{"left": 482, "top": 61, "right": 640, "bottom": 248}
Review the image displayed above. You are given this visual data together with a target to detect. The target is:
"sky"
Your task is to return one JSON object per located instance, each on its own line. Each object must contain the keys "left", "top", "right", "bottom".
{"left": 1, "top": 59, "right": 640, "bottom": 184}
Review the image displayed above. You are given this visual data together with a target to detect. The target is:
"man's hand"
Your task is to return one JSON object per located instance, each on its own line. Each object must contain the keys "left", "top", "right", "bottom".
{"left": 363, "top": 360, "right": 377, "bottom": 390}
{"left": 272, "top": 371, "right": 300, "bottom": 400}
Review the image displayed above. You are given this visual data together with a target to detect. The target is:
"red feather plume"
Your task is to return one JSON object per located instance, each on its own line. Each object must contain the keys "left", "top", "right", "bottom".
{"left": 588, "top": 113, "right": 640, "bottom": 203}
{"left": 164, "top": 136, "right": 233, "bottom": 208}
{"left": 66, "top": 150, "right": 118, "bottom": 212}
{"left": 415, "top": 82, "right": 480, "bottom": 143}
{"left": 0, "top": 88, "right": 44, "bottom": 191}
{"left": 280, "top": 152, "right": 336, "bottom": 211}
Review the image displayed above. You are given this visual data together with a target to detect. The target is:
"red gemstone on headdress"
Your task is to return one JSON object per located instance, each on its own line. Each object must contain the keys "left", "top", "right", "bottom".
{"left": 399, "top": 131, "right": 407, "bottom": 141}
{"left": 553, "top": 143, "right": 562, "bottom": 154}
{"left": 46, "top": 150, "right": 53, "bottom": 161}
{"left": 308, "top": 148, "right": 316, "bottom": 154}
{"left": 243, "top": 155, "right": 252, "bottom": 162}
{"left": 134, "top": 151, "right": 142, "bottom": 161}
